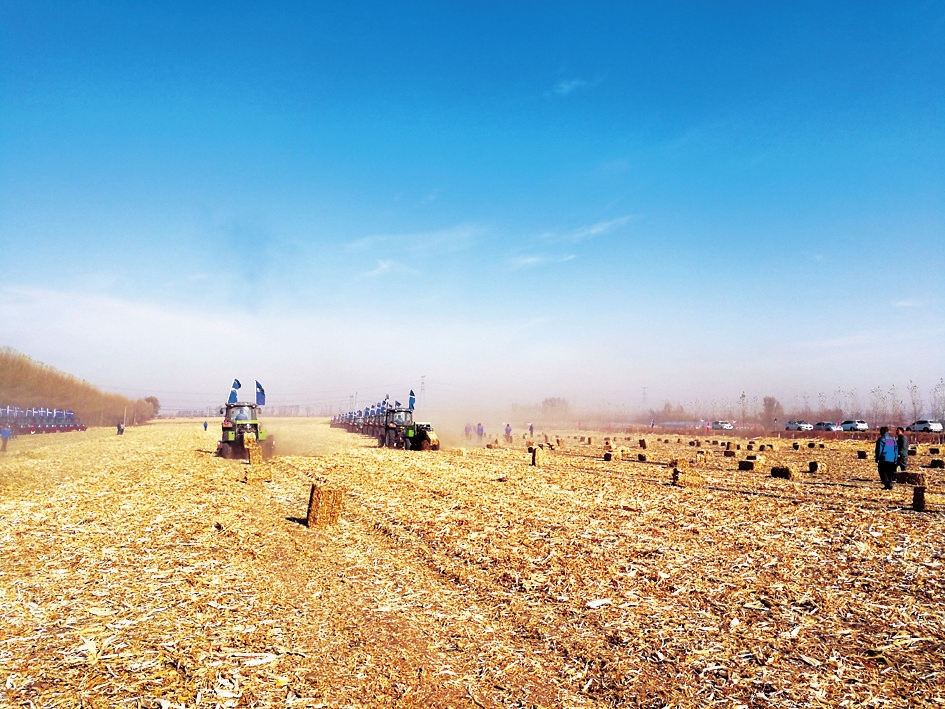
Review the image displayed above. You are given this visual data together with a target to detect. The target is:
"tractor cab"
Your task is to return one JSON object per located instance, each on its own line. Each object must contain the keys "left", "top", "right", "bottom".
{"left": 387, "top": 408, "right": 413, "bottom": 426}
{"left": 222, "top": 404, "right": 257, "bottom": 426}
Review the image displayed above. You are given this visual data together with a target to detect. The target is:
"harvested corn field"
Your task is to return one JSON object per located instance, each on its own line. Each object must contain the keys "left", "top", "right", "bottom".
{"left": 1, "top": 421, "right": 943, "bottom": 708}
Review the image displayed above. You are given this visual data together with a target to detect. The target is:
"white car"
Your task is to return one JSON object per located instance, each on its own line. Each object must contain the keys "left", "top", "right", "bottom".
{"left": 840, "top": 420, "right": 869, "bottom": 432}
{"left": 906, "top": 420, "right": 944, "bottom": 433}
{"left": 813, "top": 421, "right": 838, "bottom": 431}
{"left": 785, "top": 420, "right": 814, "bottom": 431}
{"left": 711, "top": 420, "right": 734, "bottom": 430}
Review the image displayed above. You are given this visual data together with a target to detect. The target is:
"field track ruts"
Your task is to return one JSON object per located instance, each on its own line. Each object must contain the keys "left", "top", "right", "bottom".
{"left": 0, "top": 420, "right": 943, "bottom": 708}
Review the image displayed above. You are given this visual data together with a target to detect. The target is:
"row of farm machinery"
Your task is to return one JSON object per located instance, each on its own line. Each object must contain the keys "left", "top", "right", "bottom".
{"left": 331, "top": 393, "right": 439, "bottom": 450}
{"left": 0, "top": 406, "right": 86, "bottom": 434}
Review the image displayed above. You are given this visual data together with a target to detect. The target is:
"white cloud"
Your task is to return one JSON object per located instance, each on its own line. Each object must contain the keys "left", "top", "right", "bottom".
{"left": 553, "top": 78, "right": 588, "bottom": 96}
{"left": 364, "top": 259, "right": 395, "bottom": 277}
{"left": 347, "top": 223, "right": 483, "bottom": 256}
{"left": 508, "top": 254, "right": 576, "bottom": 270}
{"left": 569, "top": 215, "right": 636, "bottom": 242}
{"left": 894, "top": 299, "right": 924, "bottom": 308}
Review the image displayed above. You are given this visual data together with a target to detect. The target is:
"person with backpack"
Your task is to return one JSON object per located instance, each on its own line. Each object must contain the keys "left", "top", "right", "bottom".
{"left": 874, "top": 426, "right": 898, "bottom": 490}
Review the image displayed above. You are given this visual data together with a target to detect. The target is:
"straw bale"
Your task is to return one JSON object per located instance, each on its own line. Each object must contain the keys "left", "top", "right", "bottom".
{"left": 638, "top": 439, "right": 647, "bottom": 449}
{"left": 930, "top": 447, "right": 941, "bottom": 455}
{"left": 896, "top": 472, "right": 925, "bottom": 486}
{"left": 930, "top": 459, "right": 944, "bottom": 469}
{"left": 306, "top": 483, "right": 344, "bottom": 527}
{"left": 723, "top": 449, "right": 736, "bottom": 457}
{"left": 771, "top": 466, "right": 793, "bottom": 480}
{"left": 913, "top": 488, "right": 944, "bottom": 511}
{"left": 671, "top": 466, "right": 705, "bottom": 487}
{"left": 738, "top": 460, "right": 754, "bottom": 471}
{"left": 857, "top": 450, "right": 868, "bottom": 459}
{"left": 244, "top": 432, "right": 263, "bottom": 466}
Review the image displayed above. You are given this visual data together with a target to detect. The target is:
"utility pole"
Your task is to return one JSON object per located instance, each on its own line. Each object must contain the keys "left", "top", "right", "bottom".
{"left": 420, "top": 375, "right": 426, "bottom": 407}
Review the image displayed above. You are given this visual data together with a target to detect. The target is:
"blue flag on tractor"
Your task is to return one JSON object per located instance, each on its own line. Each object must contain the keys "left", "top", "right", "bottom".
{"left": 409, "top": 390, "right": 416, "bottom": 410}
{"left": 255, "top": 381, "right": 266, "bottom": 406}
{"left": 227, "top": 378, "right": 241, "bottom": 404}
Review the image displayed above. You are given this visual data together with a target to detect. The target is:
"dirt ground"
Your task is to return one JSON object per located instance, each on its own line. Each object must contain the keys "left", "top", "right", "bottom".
{"left": 0, "top": 419, "right": 942, "bottom": 708}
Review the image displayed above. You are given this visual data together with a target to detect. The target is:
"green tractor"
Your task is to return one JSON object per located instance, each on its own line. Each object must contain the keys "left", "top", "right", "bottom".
{"left": 377, "top": 407, "right": 439, "bottom": 450}
{"left": 215, "top": 402, "right": 274, "bottom": 460}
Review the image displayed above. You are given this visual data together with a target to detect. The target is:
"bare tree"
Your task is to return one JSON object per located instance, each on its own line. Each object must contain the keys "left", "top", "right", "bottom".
{"left": 888, "top": 385, "right": 904, "bottom": 425}
{"left": 762, "top": 396, "right": 784, "bottom": 429}
{"left": 931, "top": 378, "right": 945, "bottom": 421}
{"left": 846, "top": 389, "right": 862, "bottom": 418}
{"left": 908, "top": 381, "right": 923, "bottom": 422}
{"left": 869, "top": 386, "right": 888, "bottom": 425}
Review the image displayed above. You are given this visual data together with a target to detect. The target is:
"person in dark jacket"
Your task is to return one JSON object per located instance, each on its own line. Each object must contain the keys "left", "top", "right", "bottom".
{"left": 896, "top": 427, "right": 909, "bottom": 472}
{"left": 874, "top": 426, "right": 898, "bottom": 490}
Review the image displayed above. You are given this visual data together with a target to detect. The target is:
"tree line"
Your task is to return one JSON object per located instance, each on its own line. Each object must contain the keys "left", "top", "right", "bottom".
{"left": 648, "top": 381, "right": 945, "bottom": 428}
{"left": 0, "top": 348, "right": 159, "bottom": 426}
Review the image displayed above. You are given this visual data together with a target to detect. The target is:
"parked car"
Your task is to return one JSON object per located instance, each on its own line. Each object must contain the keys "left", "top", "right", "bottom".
{"left": 785, "top": 420, "right": 814, "bottom": 431}
{"left": 814, "top": 421, "right": 839, "bottom": 431}
{"left": 840, "top": 420, "right": 869, "bottom": 432}
{"left": 906, "top": 419, "right": 944, "bottom": 433}
{"left": 711, "top": 420, "right": 734, "bottom": 430}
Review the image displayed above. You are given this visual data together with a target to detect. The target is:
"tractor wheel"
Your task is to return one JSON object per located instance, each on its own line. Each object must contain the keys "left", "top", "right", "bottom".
{"left": 377, "top": 435, "right": 385, "bottom": 448}
{"left": 220, "top": 442, "right": 232, "bottom": 459}
{"left": 386, "top": 432, "right": 397, "bottom": 449}
{"left": 420, "top": 438, "right": 431, "bottom": 451}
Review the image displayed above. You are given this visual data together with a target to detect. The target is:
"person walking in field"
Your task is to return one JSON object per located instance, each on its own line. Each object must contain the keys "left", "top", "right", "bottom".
{"left": 476, "top": 423, "right": 484, "bottom": 444}
{"left": 896, "top": 427, "right": 909, "bottom": 472}
{"left": 0, "top": 423, "right": 11, "bottom": 452}
{"left": 504, "top": 423, "right": 512, "bottom": 444}
{"left": 203, "top": 421, "right": 208, "bottom": 431}
{"left": 874, "top": 426, "right": 898, "bottom": 490}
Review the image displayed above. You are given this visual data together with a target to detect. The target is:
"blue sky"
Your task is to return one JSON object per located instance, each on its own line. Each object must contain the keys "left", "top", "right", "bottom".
{"left": 1, "top": 2, "right": 943, "bottom": 416}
